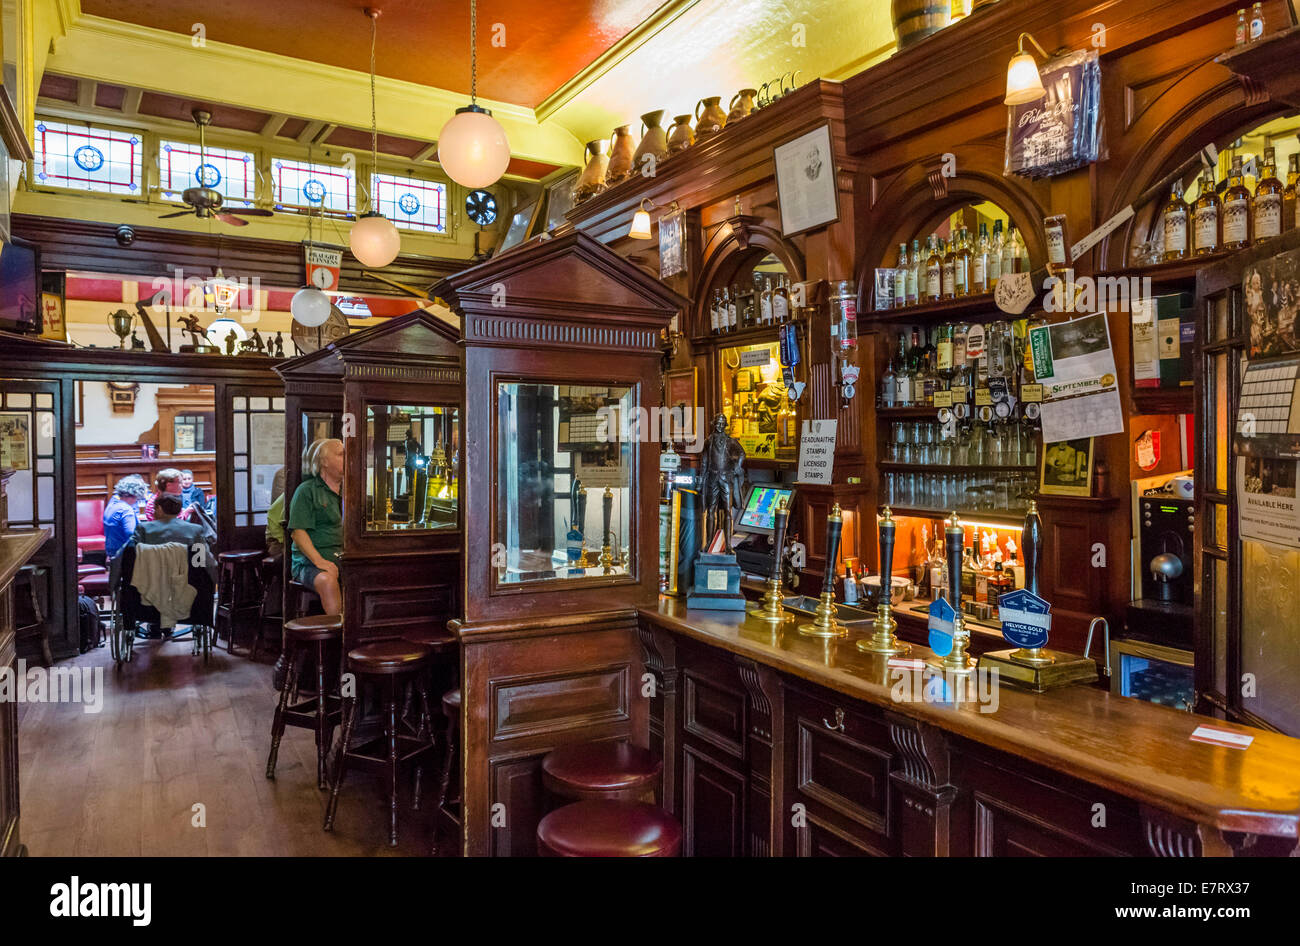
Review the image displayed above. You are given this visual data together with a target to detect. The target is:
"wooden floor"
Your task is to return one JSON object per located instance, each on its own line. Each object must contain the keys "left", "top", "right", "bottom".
{"left": 17, "top": 636, "right": 440, "bottom": 856}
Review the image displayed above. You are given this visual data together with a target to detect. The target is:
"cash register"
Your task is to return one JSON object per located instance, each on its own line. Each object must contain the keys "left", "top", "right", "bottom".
{"left": 733, "top": 483, "right": 796, "bottom": 578}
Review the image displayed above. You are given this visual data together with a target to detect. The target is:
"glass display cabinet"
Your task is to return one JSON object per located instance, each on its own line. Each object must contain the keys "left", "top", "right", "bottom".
{"left": 274, "top": 309, "right": 463, "bottom": 646}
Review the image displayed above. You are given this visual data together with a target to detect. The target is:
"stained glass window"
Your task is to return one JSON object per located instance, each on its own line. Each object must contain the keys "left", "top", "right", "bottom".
{"left": 272, "top": 158, "right": 354, "bottom": 213}
{"left": 371, "top": 172, "right": 447, "bottom": 233}
{"left": 160, "top": 139, "right": 256, "bottom": 206}
{"left": 32, "top": 119, "right": 143, "bottom": 195}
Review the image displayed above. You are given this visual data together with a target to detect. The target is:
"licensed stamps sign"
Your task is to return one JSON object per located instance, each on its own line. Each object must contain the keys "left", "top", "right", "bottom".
{"left": 998, "top": 588, "right": 1052, "bottom": 649}
{"left": 928, "top": 596, "right": 956, "bottom": 657}
{"left": 797, "top": 419, "right": 837, "bottom": 484}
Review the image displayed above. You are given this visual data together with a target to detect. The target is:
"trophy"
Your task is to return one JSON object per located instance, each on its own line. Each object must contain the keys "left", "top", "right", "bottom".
{"left": 107, "top": 309, "right": 134, "bottom": 349}
{"left": 798, "top": 504, "right": 848, "bottom": 639}
{"left": 926, "top": 513, "right": 976, "bottom": 674}
{"left": 858, "top": 506, "right": 911, "bottom": 655}
{"left": 747, "top": 497, "right": 792, "bottom": 626}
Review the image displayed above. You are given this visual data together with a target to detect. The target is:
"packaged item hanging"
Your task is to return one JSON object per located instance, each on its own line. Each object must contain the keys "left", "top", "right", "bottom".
{"left": 1004, "top": 49, "right": 1106, "bottom": 180}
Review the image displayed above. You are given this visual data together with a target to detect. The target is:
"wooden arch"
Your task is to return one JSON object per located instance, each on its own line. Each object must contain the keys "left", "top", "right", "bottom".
{"left": 691, "top": 218, "right": 806, "bottom": 336}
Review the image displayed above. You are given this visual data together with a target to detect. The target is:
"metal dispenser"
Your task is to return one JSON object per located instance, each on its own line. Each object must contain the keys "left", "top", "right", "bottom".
{"left": 857, "top": 506, "right": 911, "bottom": 656}
{"left": 798, "top": 504, "right": 848, "bottom": 639}
{"left": 927, "top": 513, "right": 975, "bottom": 674}
{"left": 600, "top": 487, "right": 615, "bottom": 574}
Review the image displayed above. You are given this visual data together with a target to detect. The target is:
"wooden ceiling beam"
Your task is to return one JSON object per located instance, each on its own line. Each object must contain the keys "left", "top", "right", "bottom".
{"left": 121, "top": 87, "right": 143, "bottom": 115}
{"left": 76, "top": 79, "right": 97, "bottom": 109}
{"left": 297, "top": 120, "right": 325, "bottom": 143}
{"left": 413, "top": 143, "right": 438, "bottom": 163}
{"left": 260, "top": 114, "right": 288, "bottom": 138}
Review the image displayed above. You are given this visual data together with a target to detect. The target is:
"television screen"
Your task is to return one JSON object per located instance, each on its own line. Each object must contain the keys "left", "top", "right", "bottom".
{"left": 0, "top": 236, "right": 40, "bottom": 334}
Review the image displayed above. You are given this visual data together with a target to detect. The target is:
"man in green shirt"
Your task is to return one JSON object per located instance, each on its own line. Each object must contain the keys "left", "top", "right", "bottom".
{"left": 288, "top": 438, "right": 344, "bottom": 614}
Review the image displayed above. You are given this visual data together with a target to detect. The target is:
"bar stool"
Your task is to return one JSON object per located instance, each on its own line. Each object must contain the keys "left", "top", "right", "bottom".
{"left": 216, "top": 550, "right": 265, "bottom": 653}
{"left": 542, "top": 740, "right": 662, "bottom": 804}
{"left": 266, "top": 614, "right": 344, "bottom": 789}
{"left": 324, "top": 640, "right": 439, "bottom": 846}
{"left": 400, "top": 625, "right": 457, "bottom": 738}
{"left": 249, "top": 555, "right": 282, "bottom": 660}
{"left": 432, "top": 687, "right": 461, "bottom": 856}
{"left": 536, "top": 800, "right": 681, "bottom": 857}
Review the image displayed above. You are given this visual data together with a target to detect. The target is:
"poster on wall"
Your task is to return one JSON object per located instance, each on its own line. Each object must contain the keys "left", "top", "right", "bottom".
{"left": 774, "top": 124, "right": 839, "bottom": 237}
{"left": 0, "top": 413, "right": 30, "bottom": 471}
{"left": 1243, "top": 246, "right": 1300, "bottom": 358}
{"left": 1028, "top": 312, "right": 1125, "bottom": 443}
{"left": 1237, "top": 455, "right": 1300, "bottom": 551}
{"left": 659, "top": 207, "right": 687, "bottom": 278}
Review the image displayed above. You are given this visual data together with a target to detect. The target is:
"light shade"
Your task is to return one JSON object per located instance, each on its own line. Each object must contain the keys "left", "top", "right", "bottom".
{"left": 205, "top": 268, "right": 241, "bottom": 311}
{"left": 1004, "top": 52, "right": 1046, "bottom": 105}
{"left": 350, "top": 212, "right": 401, "bottom": 267}
{"left": 291, "top": 286, "right": 332, "bottom": 327}
{"left": 628, "top": 209, "right": 652, "bottom": 240}
{"left": 437, "top": 105, "right": 511, "bottom": 189}
{"left": 206, "top": 317, "right": 247, "bottom": 349}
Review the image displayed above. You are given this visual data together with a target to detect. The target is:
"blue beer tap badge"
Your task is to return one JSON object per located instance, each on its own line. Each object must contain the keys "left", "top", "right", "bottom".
{"left": 998, "top": 588, "right": 1052, "bottom": 649}
{"left": 928, "top": 597, "right": 957, "bottom": 658}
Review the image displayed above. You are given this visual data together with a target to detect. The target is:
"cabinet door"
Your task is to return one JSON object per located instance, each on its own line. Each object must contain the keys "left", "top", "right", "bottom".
{"left": 0, "top": 593, "right": 19, "bottom": 857}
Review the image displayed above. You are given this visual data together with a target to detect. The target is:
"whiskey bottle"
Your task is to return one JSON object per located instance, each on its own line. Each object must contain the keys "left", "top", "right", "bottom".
{"left": 955, "top": 228, "right": 971, "bottom": 297}
{"left": 1285, "top": 154, "right": 1299, "bottom": 232}
{"left": 1223, "top": 155, "right": 1251, "bottom": 250}
{"left": 941, "top": 238, "right": 956, "bottom": 300}
{"left": 907, "top": 238, "right": 921, "bottom": 306}
{"left": 726, "top": 287, "right": 738, "bottom": 332}
{"left": 894, "top": 333, "right": 913, "bottom": 406}
{"left": 925, "top": 237, "right": 943, "bottom": 302}
{"left": 1235, "top": 7, "right": 1247, "bottom": 46}
{"left": 1249, "top": 2, "right": 1264, "bottom": 42}
{"left": 1162, "top": 182, "right": 1188, "bottom": 260}
{"left": 937, "top": 322, "right": 954, "bottom": 383}
{"left": 1254, "top": 147, "right": 1283, "bottom": 243}
{"left": 760, "top": 277, "right": 774, "bottom": 324}
{"left": 710, "top": 289, "right": 722, "bottom": 334}
{"left": 1001, "top": 225, "right": 1020, "bottom": 277}
{"left": 988, "top": 219, "right": 1004, "bottom": 289}
{"left": 772, "top": 276, "right": 790, "bottom": 323}
{"left": 972, "top": 222, "right": 990, "bottom": 293}
{"left": 1193, "top": 169, "right": 1221, "bottom": 255}
{"left": 880, "top": 352, "right": 897, "bottom": 408}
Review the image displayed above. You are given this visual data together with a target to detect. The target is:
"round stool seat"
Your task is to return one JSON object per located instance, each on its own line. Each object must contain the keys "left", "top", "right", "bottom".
{"left": 402, "top": 625, "right": 458, "bottom": 651}
{"left": 543, "top": 741, "right": 662, "bottom": 800}
{"left": 78, "top": 563, "right": 107, "bottom": 577}
{"left": 441, "top": 687, "right": 461, "bottom": 713}
{"left": 537, "top": 800, "right": 681, "bottom": 857}
{"left": 347, "top": 640, "right": 433, "bottom": 675}
{"left": 283, "top": 614, "right": 343, "bottom": 641}
{"left": 80, "top": 572, "right": 112, "bottom": 596}
{"left": 219, "top": 550, "right": 265, "bottom": 565}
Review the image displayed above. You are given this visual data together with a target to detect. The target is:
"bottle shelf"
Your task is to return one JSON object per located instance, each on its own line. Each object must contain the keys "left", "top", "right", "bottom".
{"left": 887, "top": 506, "right": 1027, "bottom": 525}
{"left": 880, "top": 462, "right": 1036, "bottom": 474}
{"left": 1096, "top": 251, "right": 1230, "bottom": 289}
{"left": 875, "top": 405, "right": 939, "bottom": 418}
{"left": 865, "top": 290, "right": 1004, "bottom": 325}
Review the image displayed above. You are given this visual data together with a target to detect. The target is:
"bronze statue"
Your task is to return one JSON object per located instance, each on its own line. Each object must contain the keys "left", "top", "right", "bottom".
{"left": 249, "top": 327, "right": 265, "bottom": 354}
{"left": 177, "top": 313, "right": 207, "bottom": 349}
{"left": 224, "top": 329, "right": 237, "bottom": 355}
{"left": 697, "top": 412, "right": 745, "bottom": 546}
{"left": 273, "top": 331, "right": 284, "bottom": 358}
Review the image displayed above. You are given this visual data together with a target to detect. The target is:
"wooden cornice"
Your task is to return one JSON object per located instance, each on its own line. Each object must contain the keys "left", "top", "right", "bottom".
{"left": 0, "top": 334, "right": 285, "bottom": 384}
{"left": 10, "top": 214, "right": 467, "bottom": 294}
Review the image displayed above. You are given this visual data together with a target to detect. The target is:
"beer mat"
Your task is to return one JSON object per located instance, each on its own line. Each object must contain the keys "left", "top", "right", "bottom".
{"left": 1189, "top": 726, "right": 1254, "bottom": 749}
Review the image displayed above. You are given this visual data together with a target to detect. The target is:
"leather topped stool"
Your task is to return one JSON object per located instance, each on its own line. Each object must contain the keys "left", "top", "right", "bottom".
{"left": 432, "top": 687, "right": 461, "bottom": 856}
{"left": 266, "top": 614, "right": 344, "bottom": 789}
{"left": 542, "top": 740, "right": 662, "bottom": 803}
{"left": 537, "top": 800, "right": 681, "bottom": 857}
{"left": 216, "top": 550, "right": 265, "bottom": 654}
{"left": 324, "top": 640, "right": 439, "bottom": 846}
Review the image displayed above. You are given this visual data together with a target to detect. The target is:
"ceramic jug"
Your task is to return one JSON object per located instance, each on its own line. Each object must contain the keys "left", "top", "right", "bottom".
{"left": 667, "top": 115, "right": 695, "bottom": 155}
{"left": 631, "top": 110, "right": 669, "bottom": 171}
{"left": 728, "top": 89, "right": 758, "bottom": 122}
{"left": 574, "top": 139, "right": 609, "bottom": 202}
{"left": 605, "top": 125, "right": 636, "bottom": 185}
{"left": 694, "top": 96, "right": 727, "bottom": 139}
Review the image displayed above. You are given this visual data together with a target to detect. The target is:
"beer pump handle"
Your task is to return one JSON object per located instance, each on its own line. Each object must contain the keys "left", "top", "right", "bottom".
{"left": 822, "top": 504, "right": 843, "bottom": 597}
{"left": 1022, "top": 499, "right": 1042, "bottom": 596}
{"left": 772, "top": 499, "right": 789, "bottom": 578}
{"left": 945, "top": 514, "right": 964, "bottom": 611}
{"left": 602, "top": 488, "right": 613, "bottom": 542}
{"left": 878, "top": 506, "right": 896, "bottom": 594}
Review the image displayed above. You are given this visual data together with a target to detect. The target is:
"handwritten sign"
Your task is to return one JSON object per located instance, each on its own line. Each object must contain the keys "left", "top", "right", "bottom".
{"left": 994, "top": 271, "right": 1034, "bottom": 315}
{"left": 998, "top": 588, "right": 1051, "bottom": 649}
{"left": 928, "top": 596, "right": 956, "bottom": 658}
{"left": 740, "top": 348, "right": 771, "bottom": 368}
{"left": 797, "top": 419, "right": 837, "bottom": 485}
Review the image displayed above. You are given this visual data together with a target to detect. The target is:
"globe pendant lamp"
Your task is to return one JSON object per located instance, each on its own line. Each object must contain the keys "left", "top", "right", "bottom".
{"left": 350, "top": 9, "right": 401, "bottom": 268}
{"left": 437, "top": 0, "right": 510, "bottom": 189}
{"left": 294, "top": 162, "right": 334, "bottom": 329}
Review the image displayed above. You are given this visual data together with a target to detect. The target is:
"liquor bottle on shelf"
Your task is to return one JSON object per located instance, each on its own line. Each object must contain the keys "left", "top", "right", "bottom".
{"left": 1254, "top": 147, "right": 1283, "bottom": 243}
{"left": 1194, "top": 168, "right": 1221, "bottom": 255}
{"left": 710, "top": 289, "right": 722, "bottom": 334}
{"left": 925, "top": 237, "right": 942, "bottom": 303}
{"left": 1286, "top": 154, "right": 1299, "bottom": 231}
{"left": 782, "top": 395, "right": 798, "bottom": 444}
{"left": 745, "top": 400, "right": 760, "bottom": 437}
{"left": 1013, "top": 225, "right": 1030, "bottom": 274}
{"left": 1222, "top": 154, "right": 1252, "bottom": 250}
{"left": 988, "top": 219, "right": 1004, "bottom": 289}
{"left": 1162, "top": 182, "right": 1188, "bottom": 260}
{"left": 921, "top": 347, "right": 938, "bottom": 407}
{"left": 937, "top": 322, "right": 954, "bottom": 384}
{"left": 955, "top": 228, "right": 971, "bottom": 297}
{"left": 1235, "top": 7, "right": 1247, "bottom": 46}
{"left": 760, "top": 277, "right": 774, "bottom": 324}
{"left": 908, "top": 238, "right": 921, "bottom": 306}
{"left": 908, "top": 326, "right": 925, "bottom": 386}
{"left": 1000, "top": 225, "right": 1020, "bottom": 277}
{"left": 896, "top": 243, "right": 910, "bottom": 309}
{"left": 894, "top": 333, "right": 913, "bottom": 406}
{"left": 773, "top": 276, "right": 790, "bottom": 323}
{"left": 880, "top": 351, "right": 897, "bottom": 408}
{"left": 726, "top": 287, "right": 738, "bottom": 331}
{"left": 1249, "top": 2, "right": 1264, "bottom": 42}
{"left": 972, "top": 222, "right": 990, "bottom": 293}
{"left": 941, "top": 237, "right": 956, "bottom": 300}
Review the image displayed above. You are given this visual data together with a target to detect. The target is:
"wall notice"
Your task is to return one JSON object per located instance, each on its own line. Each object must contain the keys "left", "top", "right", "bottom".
{"left": 797, "top": 419, "right": 837, "bottom": 485}
{"left": 1237, "top": 455, "right": 1300, "bottom": 550}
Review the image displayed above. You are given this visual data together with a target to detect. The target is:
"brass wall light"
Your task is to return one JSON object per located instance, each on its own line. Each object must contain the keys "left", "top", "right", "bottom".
{"left": 1004, "top": 32, "right": 1049, "bottom": 105}
{"left": 628, "top": 198, "right": 655, "bottom": 240}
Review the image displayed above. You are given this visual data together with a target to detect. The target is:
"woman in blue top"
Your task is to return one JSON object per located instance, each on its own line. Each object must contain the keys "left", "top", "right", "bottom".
{"left": 102, "top": 475, "right": 148, "bottom": 560}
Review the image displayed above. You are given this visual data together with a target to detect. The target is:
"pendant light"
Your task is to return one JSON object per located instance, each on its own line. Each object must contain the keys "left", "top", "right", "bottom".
{"left": 292, "top": 166, "right": 332, "bottom": 328}
{"left": 350, "top": 8, "right": 402, "bottom": 268}
{"left": 1004, "top": 32, "right": 1049, "bottom": 106}
{"left": 437, "top": 0, "right": 511, "bottom": 189}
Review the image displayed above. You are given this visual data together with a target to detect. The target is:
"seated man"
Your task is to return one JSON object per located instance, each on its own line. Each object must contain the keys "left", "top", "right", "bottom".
{"left": 179, "top": 470, "right": 206, "bottom": 511}
{"left": 142, "top": 468, "right": 190, "bottom": 522}
{"left": 103, "top": 475, "right": 148, "bottom": 561}
{"left": 288, "top": 438, "right": 343, "bottom": 614}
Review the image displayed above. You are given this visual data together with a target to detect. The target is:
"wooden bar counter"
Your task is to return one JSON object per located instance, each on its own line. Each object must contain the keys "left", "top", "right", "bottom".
{"left": 637, "top": 597, "right": 1300, "bottom": 858}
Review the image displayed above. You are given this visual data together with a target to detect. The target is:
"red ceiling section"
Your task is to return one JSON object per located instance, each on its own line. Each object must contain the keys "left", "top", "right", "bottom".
{"left": 277, "top": 117, "right": 309, "bottom": 140}
{"left": 94, "top": 83, "right": 127, "bottom": 110}
{"left": 504, "top": 157, "right": 561, "bottom": 180}
{"left": 137, "top": 91, "right": 271, "bottom": 131}
{"left": 324, "top": 127, "right": 427, "bottom": 160}
{"left": 37, "top": 74, "right": 79, "bottom": 102}
{"left": 80, "top": 0, "right": 666, "bottom": 108}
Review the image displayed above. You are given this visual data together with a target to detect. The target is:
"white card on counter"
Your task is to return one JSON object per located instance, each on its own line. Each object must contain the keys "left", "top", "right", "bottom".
{"left": 1189, "top": 726, "right": 1254, "bottom": 749}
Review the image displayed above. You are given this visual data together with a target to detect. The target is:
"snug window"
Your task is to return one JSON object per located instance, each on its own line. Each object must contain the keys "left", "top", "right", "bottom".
{"left": 31, "top": 119, "right": 144, "bottom": 196}
{"left": 371, "top": 172, "right": 447, "bottom": 233}
{"left": 160, "top": 139, "right": 256, "bottom": 206}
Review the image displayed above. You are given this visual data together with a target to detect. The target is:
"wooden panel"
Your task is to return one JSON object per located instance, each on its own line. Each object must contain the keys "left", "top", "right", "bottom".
{"left": 799, "top": 819, "right": 883, "bottom": 857}
{"left": 682, "top": 744, "right": 746, "bottom": 857}
{"left": 973, "top": 795, "right": 1126, "bottom": 857}
{"left": 74, "top": 446, "right": 215, "bottom": 502}
{"left": 682, "top": 670, "right": 746, "bottom": 758}
{"left": 489, "top": 754, "right": 547, "bottom": 858}
{"left": 490, "top": 665, "right": 630, "bottom": 742}
{"left": 0, "top": 589, "right": 18, "bottom": 857}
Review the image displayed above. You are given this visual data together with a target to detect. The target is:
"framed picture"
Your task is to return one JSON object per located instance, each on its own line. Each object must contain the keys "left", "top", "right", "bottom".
{"left": 773, "top": 123, "right": 840, "bottom": 237}
{"left": 663, "top": 367, "right": 697, "bottom": 444}
{"left": 0, "top": 413, "right": 30, "bottom": 471}
{"left": 1040, "top": 437, "right": 1094, "bottom": 496}
{"left": 498, "top": 199, "right": 542, "bottom": 254}
{"left": 40, "top": 292, "right": 66, "bottom": 342}
{"left": 659, "top": 206, "right": 687, "bottom": 278}
{"left": 543, "top": 171, "right": 579, "bottom": 232}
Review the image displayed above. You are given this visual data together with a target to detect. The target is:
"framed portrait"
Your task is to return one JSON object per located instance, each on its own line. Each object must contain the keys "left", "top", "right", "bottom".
{"left": 1040, "top": 437, "right": 1094, "bottom": 496}
{"left": 498, "top": 199, "right": 542, "bottom": 254}
{"left": 543, "top": 170, "right": 579, "bottom": 232}
{"left": 773, "top": 123, "right": 840, "bottom": 237}
{"left": 663, "top": 367, "right": 697, "bottom": 444}
{"left": 658, "top": 206, "right": 687, "bottom": 278}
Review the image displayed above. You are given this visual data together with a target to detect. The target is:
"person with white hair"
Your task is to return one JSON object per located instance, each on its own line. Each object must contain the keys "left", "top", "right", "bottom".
{"left": 288, "top": 437, "right": 344, "bottom": 614}
{"left": 103, "top": 475, "right": 148, "bottom": 560}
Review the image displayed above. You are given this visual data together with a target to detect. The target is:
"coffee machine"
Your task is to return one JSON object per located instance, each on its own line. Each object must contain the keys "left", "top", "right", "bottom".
{"left": 1138, "top": 491, "right": 1194, "bottom": 605}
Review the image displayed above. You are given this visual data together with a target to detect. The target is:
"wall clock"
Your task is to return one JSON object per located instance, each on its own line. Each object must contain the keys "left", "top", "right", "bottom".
{"left": 465, "top": 189, "right": 498, "bottom": 226}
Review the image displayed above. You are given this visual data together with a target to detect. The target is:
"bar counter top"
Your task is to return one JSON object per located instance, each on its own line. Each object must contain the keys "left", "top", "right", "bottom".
{"left": 0, "top": 530, "right": 48, "bottom": 590}
{"left": 641, "top": 596, "right": 1300, "bottom": 842}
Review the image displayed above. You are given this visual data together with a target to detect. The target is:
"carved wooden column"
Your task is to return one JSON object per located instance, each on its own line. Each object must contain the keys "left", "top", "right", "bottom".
{"left": 736, "top": 656, "right": 784, "bottom": 857}
{"left": 886, "top": 710, "right": 958, "bottom": 856}
{"left": 636, "top": 622, "right": 679, "bottom": 814}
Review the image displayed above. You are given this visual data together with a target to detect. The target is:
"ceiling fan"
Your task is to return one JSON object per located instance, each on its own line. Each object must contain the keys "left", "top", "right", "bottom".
{"left": 157, "top": 108, "right": 274, "bottom": 227}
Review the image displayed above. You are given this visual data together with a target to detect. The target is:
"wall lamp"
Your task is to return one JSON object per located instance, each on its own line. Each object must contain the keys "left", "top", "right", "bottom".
{"left": 1004, "top": 32, "right": 1050, "bottom": 106}
{"left": 628, "top": 198, "right": 679, "bottom": 240}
